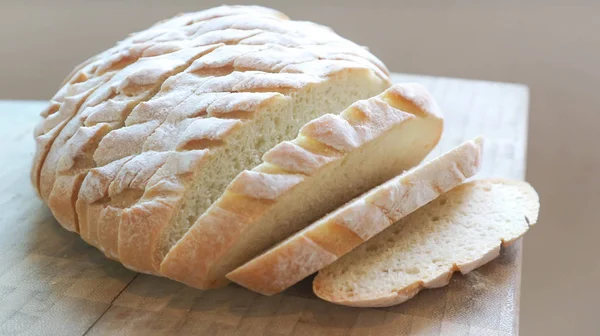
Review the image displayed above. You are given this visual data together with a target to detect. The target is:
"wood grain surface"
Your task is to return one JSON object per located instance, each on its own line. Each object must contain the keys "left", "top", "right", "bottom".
{"left": 0, "top": 73, "right": 529, "bottom": 336}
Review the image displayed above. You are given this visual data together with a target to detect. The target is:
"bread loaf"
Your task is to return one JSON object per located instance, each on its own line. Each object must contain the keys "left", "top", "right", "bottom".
{"left": 227, "top": 137, "right": 482, "bottom": 295}
{"left": 31, "top": 5, "right": 393, "bottom": 274}
{"left": 313, "top": 179, "right": 540, "bottom": 307}
{"left": 28, "top": 6, "right": 541, "bottom": 307}
{"left": 160, "top": 83, "right": 443, "bottom": 289}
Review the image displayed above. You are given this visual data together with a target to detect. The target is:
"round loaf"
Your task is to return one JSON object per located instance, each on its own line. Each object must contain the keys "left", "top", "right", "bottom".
{"left": 31, "top": 5, "right": 391, "bottom": 275}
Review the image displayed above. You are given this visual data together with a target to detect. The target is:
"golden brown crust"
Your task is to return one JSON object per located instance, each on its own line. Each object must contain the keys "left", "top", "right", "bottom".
{"left": 229, "top": 235, "right": 338, "bottom": 295}
{"left": 47, "top": 123, "right": 112, "bottom": 231}
{"left": 117, "top": 150, "right": 209, "bottom": 272}
{"left": 76, "top": 156, "right": 132, "bottom": 250}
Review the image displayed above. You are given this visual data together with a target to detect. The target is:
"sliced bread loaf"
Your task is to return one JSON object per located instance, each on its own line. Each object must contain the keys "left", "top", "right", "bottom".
{"left": 33, "top": 6, "right": 393, "bottom": 274}
{"left": 160, "top": 83, "right": 444, "bottom": 289}
{"left": 227, "top": 137, "right": 483, "bottom": 295}
{"left": 313, "top": 179, "right": 540, "bottom": 307}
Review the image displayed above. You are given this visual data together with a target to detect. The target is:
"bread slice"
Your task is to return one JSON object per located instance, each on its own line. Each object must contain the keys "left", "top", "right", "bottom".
{"left": 33, "top": 6, "right": 392, "bottom": 274}
{"left": 160, "top": 83, "right": 444, "bottom": 289}
{"left": 227, "top": 137, "right": 483, "bottom": 295}
{"left": 313, "top": 179, "right": 540, "bottom": 307}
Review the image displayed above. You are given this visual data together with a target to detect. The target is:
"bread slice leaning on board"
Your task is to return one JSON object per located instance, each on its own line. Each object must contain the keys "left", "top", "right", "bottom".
{"left": 313, "top": 179, "right": 540, "bottom": 307}
{"left": 160, "top": 84, "right": 444, "bottom": 288}
{"left": 227, "top": 137, "right": 483, "bottom": 295}
{"left": 31, "top": 5, "right": 399, "bottom": 274}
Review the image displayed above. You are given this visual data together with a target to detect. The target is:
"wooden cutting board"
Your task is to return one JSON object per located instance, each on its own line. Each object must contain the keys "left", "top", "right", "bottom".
{"left": 0, "top": 73, "right": 529, "bottom": 336}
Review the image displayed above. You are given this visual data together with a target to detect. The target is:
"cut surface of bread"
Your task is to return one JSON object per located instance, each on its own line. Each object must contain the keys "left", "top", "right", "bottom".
{"left": 160, "top": 83, "right": 444, "bottom": 289}
{"left": 227, "top": 137, "right": 483, "bottom": 295}
{"left": 313, "top": 179, "right": 540, "bottom": 307}
{"left": 31, "top": 5, "right": 393, "bottom": 274}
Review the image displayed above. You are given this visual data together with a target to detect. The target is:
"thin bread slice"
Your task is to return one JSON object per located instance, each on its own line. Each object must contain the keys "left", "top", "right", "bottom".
{"left": 313, "top": 179, "right": 540, "bottom": 307}
{"left": 227, "top": 137, "right": 483, "bottom": 295}
{"left": 160, "top": 83, "right": 444, "bottom": 289}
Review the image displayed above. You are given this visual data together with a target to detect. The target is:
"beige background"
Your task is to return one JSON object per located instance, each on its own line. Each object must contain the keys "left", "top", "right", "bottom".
{"left": 1, "top": 1, "right": 598, "bottom": 335}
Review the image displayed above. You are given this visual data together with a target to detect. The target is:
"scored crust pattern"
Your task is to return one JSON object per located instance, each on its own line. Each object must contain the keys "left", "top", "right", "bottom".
{"left": 31, "top": 5, "right": 391, "bottom": 274}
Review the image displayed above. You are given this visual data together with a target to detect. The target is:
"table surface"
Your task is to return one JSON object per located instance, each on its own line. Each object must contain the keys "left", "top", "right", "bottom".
{"left": 0, "top": 73, "right": 529, "bottom": 336}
